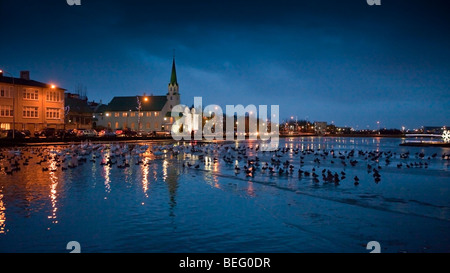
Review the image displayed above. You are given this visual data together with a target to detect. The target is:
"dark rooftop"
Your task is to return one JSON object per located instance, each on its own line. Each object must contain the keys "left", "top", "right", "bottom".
{"left": 65, "top": 96, "right": 94, "bottom": 113}
{"left": 0, "top": 75, "right": 66, "bottom": 90}
{"left": 105, "top": 96, "right": 167, "bottom": 112}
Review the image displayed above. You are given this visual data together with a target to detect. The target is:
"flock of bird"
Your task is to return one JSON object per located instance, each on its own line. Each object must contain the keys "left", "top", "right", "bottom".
{"left": 1, "top": 141, "right": 449, "bottom": 188}
{"left": 182, "top": 145, "right": 394, "bottom": 185}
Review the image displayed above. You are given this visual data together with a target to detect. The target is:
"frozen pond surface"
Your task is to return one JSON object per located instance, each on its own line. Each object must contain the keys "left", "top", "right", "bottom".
{"left": 0, "top": 137, "right": 449, "bottom": 252}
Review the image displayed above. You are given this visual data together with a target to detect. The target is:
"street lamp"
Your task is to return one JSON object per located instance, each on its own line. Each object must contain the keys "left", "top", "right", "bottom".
{"left": 137, "top": 96, "right": 149, "bottom": 133}
{"left": 1, "top": 70, "right": 15, "bottom": 139}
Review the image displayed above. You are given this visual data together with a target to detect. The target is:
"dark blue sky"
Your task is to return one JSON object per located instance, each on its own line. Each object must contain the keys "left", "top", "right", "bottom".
{"left": 0, "top": 0, "right": 449, "bottom": 129}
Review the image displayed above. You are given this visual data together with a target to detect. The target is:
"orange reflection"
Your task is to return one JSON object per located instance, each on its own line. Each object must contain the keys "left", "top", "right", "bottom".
{"left": 141, "top": 158, "right": 149, "bottom": 198}
{"left": 102, "top": 150, "right": 111, "bottom": 194}
{"left": 48, "top": 160, "right": 59, "bottom": 224}
{"left": 213, "top": 175, "right": 220, "bottom": 189}
{"left": 104, "top": 164, "right": 111, "bottom": 194}
{"left": 247, "top": 181, "right": 256, "bottom": 197}
{"left": 0, "top": 189, "right": 5, "bottom": 234}
{"left": 162, "top": 160, "right": 168, "bottom": 181}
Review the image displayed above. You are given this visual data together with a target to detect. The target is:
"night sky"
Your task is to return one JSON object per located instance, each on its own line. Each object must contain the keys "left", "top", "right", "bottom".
{"left": 0, "top": 0, "right": 449, "bottom": 129}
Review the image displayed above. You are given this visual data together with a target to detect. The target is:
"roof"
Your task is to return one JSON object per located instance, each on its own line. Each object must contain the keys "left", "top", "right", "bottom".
{"left": 170, "top": 58, "right": 178, "bottom": 86}
{"left": 65, "top": 97, "right": 93, "bottom": 113}
{"left": 94, "top": 104, "right": 109, "bottom": 113}
{"left": 104, "top": 96, "right": 167, "bottom": 112}
{"left": 0, "top": 76, "right": 66, "bottom": 90}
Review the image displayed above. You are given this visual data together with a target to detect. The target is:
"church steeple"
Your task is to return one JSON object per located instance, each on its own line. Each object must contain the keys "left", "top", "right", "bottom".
{"left": 168, "top": 55, "right": 180, "bottom": 100}
{"left": 170, "top": 57, "right": 178, "bottom": 86}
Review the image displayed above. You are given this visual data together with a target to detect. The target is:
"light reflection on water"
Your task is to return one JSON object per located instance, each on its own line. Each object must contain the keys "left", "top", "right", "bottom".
{"left": 0, "top": 189, "right": 5, "bottom": 234}
{"left": 0, "top": 137, "right": 449, "bottom": 253}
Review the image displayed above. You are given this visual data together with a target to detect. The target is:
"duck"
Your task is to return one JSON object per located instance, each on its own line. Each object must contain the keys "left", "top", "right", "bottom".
{"left": 354, "top": 176, "right": 360, "bottom": 186}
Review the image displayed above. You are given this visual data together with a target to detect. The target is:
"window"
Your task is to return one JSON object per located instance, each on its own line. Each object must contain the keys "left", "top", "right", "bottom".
{"left": 130, "top": 112, "right": 136, "bottom": 117}
{"left": 146, "top": 122, "right": 150, "bottom": 129}
{"left": 139, "top": 112, "right": 144, "bottom": 117}
{"left": 154, "top": 122, "right": 159, "bottom": 130}
{"left": 114, "top": 112, "right": 120, "bottom": 117}
{"left": 23, "top": 106, "right": 39, "bottom": 118}
{"left": 0, "top": 105, "right": 13, "bottom": 117}
{"left": 0, "top": 123, "right": 11, "bottom": 130}
{"left": 122, "top": 112, "right": 128, "bottom": 117}
{"left": 46, "top": 91, "right": 61, "bottom": 102}
{"left": 23, "top": 89, "right": 39, "bottom": 100}
{"left": 46, "top": 108, "right": 60, "bottom": 119}
{"left": 146, "top": 112, "right": 152, "bottom": 117}
{"left": 154, "top": 112, "right": 160, "bottom": 117}
{"left": 115, "top": 122, "right": 119, "bottom": 129}
{"left": 0, "top": 86, "right": 11, "bottom": 98}
{"left": 131, "top": 123, "right": 135, "bottom": 130}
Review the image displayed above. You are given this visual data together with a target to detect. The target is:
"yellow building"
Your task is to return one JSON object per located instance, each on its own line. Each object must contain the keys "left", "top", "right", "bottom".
{"left": 0, "top": 70, "right": 66, "bottom": 132}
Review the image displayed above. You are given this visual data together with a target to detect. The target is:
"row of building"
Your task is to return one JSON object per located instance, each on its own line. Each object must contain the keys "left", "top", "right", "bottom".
{"left": 0, "top": 59, "right": 180, "bottom": 134}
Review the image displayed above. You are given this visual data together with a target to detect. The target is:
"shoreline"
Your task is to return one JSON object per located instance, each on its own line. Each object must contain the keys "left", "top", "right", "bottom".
{"left": 0, "top": 134, "right": 409, "bottom": 148}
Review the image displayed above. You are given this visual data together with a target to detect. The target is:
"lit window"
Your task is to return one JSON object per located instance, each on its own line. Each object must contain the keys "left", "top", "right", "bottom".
{"left": 46, "top": 91, "right": 60, "bottom": 102}
{"left": 23, "top": 106, "right": 39, "bottom": 118}
{"left": 46, "top": 108, "right": 60, "bottom": 119}
{"left": 23, "top": 89, "right": 39, "bottom": 100}
{"left": 0, "top": 105, "right": 13, "bottom": 117}
{"left": 0, "top": 123, "right": 11, "bottom": 130}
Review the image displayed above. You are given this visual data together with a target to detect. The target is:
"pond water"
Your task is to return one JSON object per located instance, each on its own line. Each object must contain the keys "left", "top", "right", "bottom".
{"left": 0, "top": 137, "right": 449, "bottom": 253}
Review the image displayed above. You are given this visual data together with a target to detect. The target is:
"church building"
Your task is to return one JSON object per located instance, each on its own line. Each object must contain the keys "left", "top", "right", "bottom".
{"left": 96, "top": 58, "right": 181, "bottom": 133}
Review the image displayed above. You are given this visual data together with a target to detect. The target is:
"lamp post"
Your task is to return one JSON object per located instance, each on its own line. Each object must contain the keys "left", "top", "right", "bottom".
{"left": 137, "top": 95, "right": 149, "bottom": 135}
{"left": 136, "top": 96, "right": 142, "bottom": 133}
{"left": 1, "top": 70, "right": 15, "bottom": 140}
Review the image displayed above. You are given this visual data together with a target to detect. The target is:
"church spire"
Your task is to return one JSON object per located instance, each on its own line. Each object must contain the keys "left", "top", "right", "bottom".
{"left": 170, "top": 57, "right": 178, "bottom": 86}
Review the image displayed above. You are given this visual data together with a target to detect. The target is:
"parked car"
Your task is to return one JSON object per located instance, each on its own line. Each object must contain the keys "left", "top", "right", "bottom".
{"left": 115, "top": 129, "right": 137, "bottom": 137}
{"left": 0, "top": 130, "right": 26, "bottom": 139}
{"left": 34, "top": 128, "right": 56, "bottom": 138}
{"left": 98, "top": 129, "right": 116, "bottom": 138}
{"left": 76, "top": 129, "right": 98, "bottom": 138}
{"left": 21, "top": 130, "right": 31, "bottom": 138}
